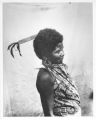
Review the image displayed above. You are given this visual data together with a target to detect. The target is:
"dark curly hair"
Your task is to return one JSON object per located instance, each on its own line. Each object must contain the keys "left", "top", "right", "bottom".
{"left": 33, "top": 28, "right": 63, "bottom": 59}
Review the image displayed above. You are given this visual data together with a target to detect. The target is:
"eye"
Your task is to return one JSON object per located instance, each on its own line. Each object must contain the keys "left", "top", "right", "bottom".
{"left": 57, "top": 50, "right": 61, "bottom": 53}
{"left": 53, "top": 44, "right": 64, "bottom": 54}
{"left": 54, "top": 49, "right": 60, "bottom": 53}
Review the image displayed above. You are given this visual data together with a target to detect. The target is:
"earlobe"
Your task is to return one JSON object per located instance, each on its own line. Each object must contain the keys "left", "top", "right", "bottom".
{"left": 43, "top": 56, "right": 47, "bottom": 61}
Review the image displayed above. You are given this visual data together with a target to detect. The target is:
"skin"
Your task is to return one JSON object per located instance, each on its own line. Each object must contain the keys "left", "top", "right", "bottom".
{"left": 48, "top": 42, "right": 64, "bottom": 64}
{"left": 36, "top": 42, "right": 64, "bottom": 116}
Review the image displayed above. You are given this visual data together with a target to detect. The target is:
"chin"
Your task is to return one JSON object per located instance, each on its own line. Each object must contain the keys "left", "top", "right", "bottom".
{"left": 57, "top": 60, "right": 63, "bottom": 64}
{"left": 52, "top": 58, "right": 63, "bottom": 64}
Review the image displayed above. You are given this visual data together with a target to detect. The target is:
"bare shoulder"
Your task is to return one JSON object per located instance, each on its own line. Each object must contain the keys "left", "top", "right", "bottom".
{"left": 37, "top": 68, "right": 51, "bottom": 81}
{"left": 36, "top": 68, "right": 54, "bottom": 94}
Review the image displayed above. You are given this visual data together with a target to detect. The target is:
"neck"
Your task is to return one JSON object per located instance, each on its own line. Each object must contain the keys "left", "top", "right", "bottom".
{"left": 42, "top": 59, "right": 64, "bottom": 69}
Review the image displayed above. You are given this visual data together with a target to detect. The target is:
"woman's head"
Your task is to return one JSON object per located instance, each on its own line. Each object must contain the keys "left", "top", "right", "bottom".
{"left": 33, "top": 28, "right": 64, "bottom": 63}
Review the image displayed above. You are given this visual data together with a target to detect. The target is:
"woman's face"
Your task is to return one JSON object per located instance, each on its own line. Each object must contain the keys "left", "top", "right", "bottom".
{"left": 48, "top": 42, "right": 64, "bottom": 64}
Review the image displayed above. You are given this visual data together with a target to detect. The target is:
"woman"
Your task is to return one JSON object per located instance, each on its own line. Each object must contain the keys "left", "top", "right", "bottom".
{"left": 8, "top": 28, "right": 81, "bottom": 116}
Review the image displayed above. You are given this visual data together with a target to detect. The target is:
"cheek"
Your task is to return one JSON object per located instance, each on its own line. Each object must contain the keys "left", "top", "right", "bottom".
{"left": 52, "top": 53, "right": 60, "bottom": 59}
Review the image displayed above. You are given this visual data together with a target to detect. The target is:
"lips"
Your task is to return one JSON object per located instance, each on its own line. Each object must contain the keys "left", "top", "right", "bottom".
{"left": 60, "top": 56, "right": 64, "bottom": 60}
{"left": 58, "top": 57, "right": 64, "bottom": 62}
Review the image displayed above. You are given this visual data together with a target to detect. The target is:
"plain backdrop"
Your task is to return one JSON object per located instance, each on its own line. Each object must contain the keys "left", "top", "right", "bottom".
{"left": 3, "top": 3, "right": 93, "bottom": 116}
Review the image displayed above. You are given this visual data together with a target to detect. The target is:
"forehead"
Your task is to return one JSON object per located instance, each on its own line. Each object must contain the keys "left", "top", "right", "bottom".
{"left": 55, "top": 42, "right": 63, "bottom": 49}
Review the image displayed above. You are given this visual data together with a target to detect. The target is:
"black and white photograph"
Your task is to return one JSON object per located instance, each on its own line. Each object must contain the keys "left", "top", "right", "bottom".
{"left": 3, "top": 2, "right": 93, "bottom": 117}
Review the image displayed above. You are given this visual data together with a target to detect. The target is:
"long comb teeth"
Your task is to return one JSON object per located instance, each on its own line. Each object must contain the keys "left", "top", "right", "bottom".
{"left": 17, "top": 43, "right": 22, "bottom": 56}
{"left": 8, "top": 42, "right": 19, "bottom": 58}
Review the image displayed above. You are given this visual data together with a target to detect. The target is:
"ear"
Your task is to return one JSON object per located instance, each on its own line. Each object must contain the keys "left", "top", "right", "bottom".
{"left": 42, "top": 56, "right": 47, "bottom": 61}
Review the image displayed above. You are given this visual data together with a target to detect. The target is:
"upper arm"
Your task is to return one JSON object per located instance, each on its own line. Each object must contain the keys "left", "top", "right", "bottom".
{"left": 36, "top": 68, "right": 54, "bottom": 97}
{"left": 36, "top": 68, "right": 54, "bottom": 116}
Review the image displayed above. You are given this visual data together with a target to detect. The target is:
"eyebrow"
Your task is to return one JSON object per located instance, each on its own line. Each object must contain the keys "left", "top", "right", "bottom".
{"left": 54, "top": 46, "right": 63, "bottom": 52}
{"left": 54, "top": 48, "right": 60, "bottom": 52}
{"left": 56, "top": 44, "right": 63, "bottom": 49}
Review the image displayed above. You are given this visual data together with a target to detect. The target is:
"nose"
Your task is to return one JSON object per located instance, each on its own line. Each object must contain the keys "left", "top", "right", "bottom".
{"left": 60, "top": 51, "right": 64, "bottom": 57}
